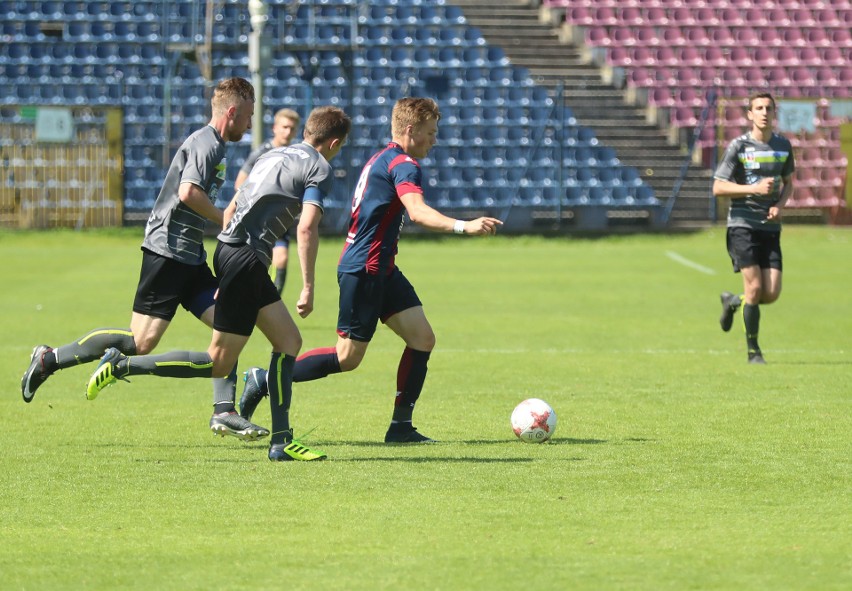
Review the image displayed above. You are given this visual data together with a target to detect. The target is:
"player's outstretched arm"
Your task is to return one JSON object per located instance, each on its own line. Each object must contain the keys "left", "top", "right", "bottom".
{"left": 400, "top": 192, "right": 502, "bottom": 235}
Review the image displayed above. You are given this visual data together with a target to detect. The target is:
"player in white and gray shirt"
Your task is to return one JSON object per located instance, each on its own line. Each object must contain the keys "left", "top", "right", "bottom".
{"left": 219, "top": 141, "right": 333, "bottom": 268}
{"left": 86, "top": 106, "right": 352, "bottom": 463}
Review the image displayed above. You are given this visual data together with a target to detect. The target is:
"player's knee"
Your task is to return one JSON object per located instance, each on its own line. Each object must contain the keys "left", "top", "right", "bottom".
{"left": 421, "top": 330, "right": 436, "bottom": 352}
{"left": 338, "top": 353, "right": 362, "bottom": 372}
{"left": 277, "top": 335, "right": 303, "bottom": 358}
{"left": 762, "top": 290, "right": 781, "bottom": 304}
{"left": 133, "top": 337, "right": 158, "bottom": 355}
{"left": 409, "top": 329, "right": 435, "bottom": 352}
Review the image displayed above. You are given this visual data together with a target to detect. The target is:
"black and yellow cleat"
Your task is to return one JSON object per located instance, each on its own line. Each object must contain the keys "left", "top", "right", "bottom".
{"left": 268, "top": 440, "right": 327, "bottom": 462}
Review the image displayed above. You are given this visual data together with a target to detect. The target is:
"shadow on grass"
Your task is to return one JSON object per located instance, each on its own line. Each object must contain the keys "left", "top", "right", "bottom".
{"left": 78, "top": 437, "right": 619, "bottom": 450}
{"left": 777, "top": 360, "right": 852, "bottom": 366}
{"left": 318, "top": 437, "right": 610, "bottom": 447}
{"left": 332, "top": 456, "right": 545, "bottom": 463}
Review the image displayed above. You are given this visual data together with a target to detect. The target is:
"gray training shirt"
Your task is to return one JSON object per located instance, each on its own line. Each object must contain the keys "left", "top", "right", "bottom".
{"left": 239, "top": 139, "right": 275, "bottom": 176}
{"left": 142, "top": 125, "right": 226, "bottom": 265}
{"left": 218, "top": 142, "right": 333, "bottom": 268}
{"left": 714, "top": 131, "right": 795, "bottom": 231}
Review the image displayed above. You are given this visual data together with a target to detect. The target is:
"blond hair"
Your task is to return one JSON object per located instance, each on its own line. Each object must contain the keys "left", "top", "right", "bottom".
{"left": 274, "top": 108, "right": 301, "bottom": 125}
{"left": 211, "top": 78, "right": 255, "bottom": 116}
{"left": 391, "top": 98, "right": 441, "bottom": 138}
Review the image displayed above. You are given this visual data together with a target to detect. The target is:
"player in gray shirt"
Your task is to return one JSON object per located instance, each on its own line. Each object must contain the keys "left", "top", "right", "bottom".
{"left": 234, "top": 108, "right": 302, "bottom": 295}
{"left": 22, "top": 78, "right": 268, "bottom": 439}
{"left": 86, "top": 106, "right": 352, "bottom": 462}
{"left": 714, "top": 92, "right": 795, "bottom": 364}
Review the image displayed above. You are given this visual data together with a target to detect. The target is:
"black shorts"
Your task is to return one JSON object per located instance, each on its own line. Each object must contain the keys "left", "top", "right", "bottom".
{"left": 336, "top": 267, "right": 422, "bottom": 342}
{"left": 274, "top": 228, "right": 291, "bottom": 249}
{"left": 212, "top": 241, "right": 281, "bottom": 336}
{"left": 726, "top": 226, "right": 782, "bottom": 273}
{"left": 132, "top": 248, "right": 218, "bottom": 321}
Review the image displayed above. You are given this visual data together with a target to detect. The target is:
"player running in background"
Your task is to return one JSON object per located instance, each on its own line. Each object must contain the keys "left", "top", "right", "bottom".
{"left": 714, "top": 92, "right": 795, "bottom": 364}
{"left": 240, "top": 97, "right": 502, "bottom": 443}
{"left": 235, "top": 108, "right": 301, "bottom": 296}
{"left": 21, "top": 78, "right": 269, "bottom": 440}
{"left": 85, "top": 106, "right": 351, "bottom": 462}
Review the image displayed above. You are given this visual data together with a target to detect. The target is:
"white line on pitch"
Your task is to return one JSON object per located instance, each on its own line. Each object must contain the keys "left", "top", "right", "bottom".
{"left": 665, "top": 251, "right": 716, "bottom": 275}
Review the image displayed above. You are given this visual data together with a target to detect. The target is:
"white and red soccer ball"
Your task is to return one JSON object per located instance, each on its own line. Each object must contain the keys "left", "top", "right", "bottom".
{"left": 511, "top": 398, "right": 557, "bottom": 443}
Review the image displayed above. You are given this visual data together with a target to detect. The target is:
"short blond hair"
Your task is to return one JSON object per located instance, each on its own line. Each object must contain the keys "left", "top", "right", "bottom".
{"left": 391, "top": 97, "right": 441, "bottom": 138}
{"left": 211, "top": 78, "right": 255, "bottom": 116}
{"left": 304, "top": 106, "right": 351, "bottom": 144}
{"left": 274, "top": 108, "right": 301, "bottom": 125}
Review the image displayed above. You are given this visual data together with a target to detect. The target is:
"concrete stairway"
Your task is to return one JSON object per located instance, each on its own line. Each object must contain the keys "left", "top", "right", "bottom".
{"left": 449, "top": 0, "right": 715, "bottom": 226}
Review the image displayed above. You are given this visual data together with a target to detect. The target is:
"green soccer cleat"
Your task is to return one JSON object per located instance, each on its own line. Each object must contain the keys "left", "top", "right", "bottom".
{"left": 268, "top": 439, "right": 327, "bottom": 462}
{"left": 86, "top": 347, "right": 128, "bottom": 400}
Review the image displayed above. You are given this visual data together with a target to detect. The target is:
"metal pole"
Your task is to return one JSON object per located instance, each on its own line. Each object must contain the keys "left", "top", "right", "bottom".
{"left": 248, "top": 0, "right": 268, "bottom": 150}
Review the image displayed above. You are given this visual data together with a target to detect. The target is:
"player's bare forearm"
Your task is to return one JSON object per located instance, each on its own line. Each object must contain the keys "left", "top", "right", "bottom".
{"left": 776, "top": 176, "right": 794, "bottom": 208}
{"left": 179, "top": 182, "right": 223, "bottom": 226}
{"left": 713, "top": 178, "right": 775, "bottom": 199}
{"left": 400, "top": 192, "right": 502, "bottom": 235}
{"left": 296, "top": 205, "right": 322, "bottom": 317}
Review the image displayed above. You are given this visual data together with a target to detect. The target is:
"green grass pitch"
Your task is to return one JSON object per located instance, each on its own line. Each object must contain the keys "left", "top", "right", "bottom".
{"left": 1, "top": 226, "right": 849, "bottom": 590}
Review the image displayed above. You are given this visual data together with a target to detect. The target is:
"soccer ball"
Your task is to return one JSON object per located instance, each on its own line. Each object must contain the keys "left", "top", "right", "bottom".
{"left": 511, "top": 398, "right": 557, "bottom": 443}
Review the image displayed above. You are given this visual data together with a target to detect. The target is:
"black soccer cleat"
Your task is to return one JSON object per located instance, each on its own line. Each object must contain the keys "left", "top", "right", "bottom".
{"left": 748, "top": 350, "right": 767, "bottom": 365}
{"left": 239, "top": 367, "right": 269, "bottom": 421}
{"left": 384, "top": 423, "right": 436, "bottom": 444}
{"left": 21, "top": 345, "right": 54, "bottom": 403}
{"left": 209, "top": 411, "right": 270, "bottom": 441}
{"left": 719, "top": 291, "right": 741, "bottom": 332}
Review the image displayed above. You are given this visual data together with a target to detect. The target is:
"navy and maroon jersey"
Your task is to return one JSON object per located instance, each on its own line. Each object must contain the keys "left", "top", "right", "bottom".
{"left": 338, "top": 142, "right": 422, "bottom": 276}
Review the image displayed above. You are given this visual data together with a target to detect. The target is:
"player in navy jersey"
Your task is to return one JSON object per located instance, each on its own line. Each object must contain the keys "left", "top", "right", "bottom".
{"left": 21, "top": 78, "right": 269, "bottom": 440}
{"left": 235, "top": 108, "right": 301, "bottom": 295}
{"left": 239, "top": 97, "right": 502, "bottom": 443}
{"left": 714, "top": 92, "right": 795, "bottom": 364}
{"left": 85, "top": 106, "right": 351, "bottom": 462}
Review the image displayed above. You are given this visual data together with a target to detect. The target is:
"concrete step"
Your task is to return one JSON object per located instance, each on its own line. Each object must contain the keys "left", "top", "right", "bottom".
{"left": 448, "top": 0, "right": 714, "bottom": 224}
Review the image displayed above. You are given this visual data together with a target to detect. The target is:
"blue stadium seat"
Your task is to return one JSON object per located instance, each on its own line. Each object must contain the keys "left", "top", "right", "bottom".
{"left": 635, "top": 185, "right": 658, "bottom": 205}
{"left": 588, "top": 186, "right": 610, "bottom": 204}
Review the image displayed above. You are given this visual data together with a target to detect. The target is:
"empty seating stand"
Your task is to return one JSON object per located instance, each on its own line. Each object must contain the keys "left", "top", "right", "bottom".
{"left": 1, "top": 0, "right": 664, "bottom": 230}
{"left": 543, "top": 0, "right": 851, "bottom": 213}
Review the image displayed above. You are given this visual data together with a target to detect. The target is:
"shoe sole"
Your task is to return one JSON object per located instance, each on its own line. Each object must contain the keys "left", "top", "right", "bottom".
{"left": 21, "top": 345, "right": 50, "bottom": 403}
{"left": 211, "top": 424, "right": 270, "bottom": 441}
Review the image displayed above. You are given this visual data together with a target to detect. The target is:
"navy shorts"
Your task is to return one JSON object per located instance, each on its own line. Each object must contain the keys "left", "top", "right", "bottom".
{"left": 213, "top": 242, "right": 281, "bottom": 336}
{"left": 726, "top": 226, "right": 782, "bottom": 273}
{"left": 132, "top": 248, "right": 218, "bottom": 321}
{"left": 336, "top": 267, "right": 422, "bottom": 342}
